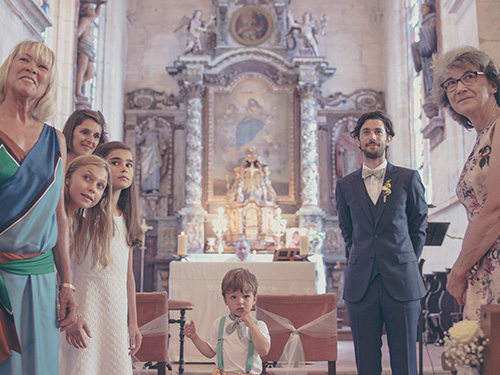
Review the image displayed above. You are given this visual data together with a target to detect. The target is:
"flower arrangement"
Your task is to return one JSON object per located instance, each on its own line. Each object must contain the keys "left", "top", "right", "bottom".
{"left": 307, "top": 230, "right": 325, "bottom": 254}
{"left": 443, "top": 320, "right": 488, "bottom": 373}
{"left": 381, "top": 179, "right": 392, "bottom": 203}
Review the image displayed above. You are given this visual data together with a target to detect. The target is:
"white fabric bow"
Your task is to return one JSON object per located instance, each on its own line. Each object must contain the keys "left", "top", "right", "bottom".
{"left": 257, "top": 308, "right": 337, "bottom": 375}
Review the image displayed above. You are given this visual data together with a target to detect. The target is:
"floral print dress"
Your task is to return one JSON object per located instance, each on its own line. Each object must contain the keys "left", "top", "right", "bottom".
{"left": 456, "top": 120, "right": 500, "bottom": 320}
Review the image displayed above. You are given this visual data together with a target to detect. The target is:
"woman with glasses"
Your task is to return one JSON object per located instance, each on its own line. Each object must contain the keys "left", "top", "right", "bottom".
{"left": 432, "top": 46, "right": 500, "bottom": 320}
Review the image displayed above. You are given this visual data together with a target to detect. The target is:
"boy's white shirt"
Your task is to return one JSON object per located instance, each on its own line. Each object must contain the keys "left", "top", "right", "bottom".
{"left": 207, "top": 315, "right": 270, "bottom": 374}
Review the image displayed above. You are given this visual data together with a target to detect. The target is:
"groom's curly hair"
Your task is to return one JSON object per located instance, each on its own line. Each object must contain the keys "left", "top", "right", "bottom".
{"left": 350, "top": 111, "right": 396, "bottom": 140}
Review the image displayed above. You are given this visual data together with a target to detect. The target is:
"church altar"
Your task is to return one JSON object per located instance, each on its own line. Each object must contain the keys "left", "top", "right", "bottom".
{"left": 168, "top": 260, "right": 317, "bottom": 363}
{"left": 122, "top": 0, "right": 386, "bottom": 330}
{"left": 184, "top": 253, "right": 326, "bottom": 294}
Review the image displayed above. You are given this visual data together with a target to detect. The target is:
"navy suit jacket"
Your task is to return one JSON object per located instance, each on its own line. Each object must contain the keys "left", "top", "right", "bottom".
{"left": 335, "top": 163, "right": 428, "bottom": 303}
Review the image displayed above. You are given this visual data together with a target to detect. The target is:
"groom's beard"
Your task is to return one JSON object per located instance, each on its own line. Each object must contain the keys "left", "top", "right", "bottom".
{"left": 361, "top": 142, "right": 387, "bottom": 159}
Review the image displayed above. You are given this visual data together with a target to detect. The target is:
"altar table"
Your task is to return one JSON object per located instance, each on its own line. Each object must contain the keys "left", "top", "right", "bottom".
{"left": 183, "top": 253, "right": 326, "bottom": 294}
{"left": 168, "top": 261, "right": 316, "bottom": 363}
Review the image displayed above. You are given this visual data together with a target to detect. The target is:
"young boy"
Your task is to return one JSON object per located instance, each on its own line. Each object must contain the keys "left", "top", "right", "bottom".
{"left": 185, "top": 268, "right": 270, "bottom": 375}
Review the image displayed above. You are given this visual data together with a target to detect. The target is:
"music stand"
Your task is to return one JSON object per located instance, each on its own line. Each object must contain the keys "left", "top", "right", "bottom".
{"left": 425, "top": 222, "right": 450, "bottom": 246}
{"left": 418, "top": 221, "right": 450, "bottom": 375}
{"left": 273, "top": 248, "right": 301, "bottom": 261}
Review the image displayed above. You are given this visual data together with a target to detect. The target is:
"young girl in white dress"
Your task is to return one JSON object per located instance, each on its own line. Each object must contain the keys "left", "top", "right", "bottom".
{"left": 59, "top": 155, "right": 112, "bottom": 372}
{"left": 60, "top": 145, "right": 143, "bottom": 374}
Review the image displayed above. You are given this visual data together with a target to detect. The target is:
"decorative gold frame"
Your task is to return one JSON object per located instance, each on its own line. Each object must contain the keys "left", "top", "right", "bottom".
{"left": 205, "top": 73, "right": 296, "bottom": 205}
{"left": 230, "top": 6, "right": 273, "bottom": 46}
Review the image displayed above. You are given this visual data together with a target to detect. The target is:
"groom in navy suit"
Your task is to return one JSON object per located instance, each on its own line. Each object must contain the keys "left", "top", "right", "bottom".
{"left": 336, "top": 111, "right": 427, "bottom": 375}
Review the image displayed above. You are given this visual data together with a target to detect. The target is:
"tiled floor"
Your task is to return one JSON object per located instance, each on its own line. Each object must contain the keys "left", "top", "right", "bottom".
{"left": 134, "top": 336, "right": 449, "bottom": 374}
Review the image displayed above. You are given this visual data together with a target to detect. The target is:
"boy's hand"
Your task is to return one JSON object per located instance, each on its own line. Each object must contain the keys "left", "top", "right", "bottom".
{"left": 185, "top": 320, "right": 197, "bottom": 339}
{"left": 239, "top": 309, "right": 254, "bottom": 326}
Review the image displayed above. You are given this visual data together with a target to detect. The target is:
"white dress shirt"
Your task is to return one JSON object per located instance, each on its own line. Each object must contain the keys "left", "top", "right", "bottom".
{"left": 362, "top": 160, "right": 387, "bottom": 204}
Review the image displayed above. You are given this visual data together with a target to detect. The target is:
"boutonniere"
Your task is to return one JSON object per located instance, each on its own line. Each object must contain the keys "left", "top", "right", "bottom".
{"left": 381, "top": 179, "right": 392, "bottom": 203}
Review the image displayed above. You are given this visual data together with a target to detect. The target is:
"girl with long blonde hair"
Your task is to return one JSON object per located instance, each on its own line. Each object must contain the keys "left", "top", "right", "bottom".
{"left": 60, "top": 142, "right": 142, "bottom": 374}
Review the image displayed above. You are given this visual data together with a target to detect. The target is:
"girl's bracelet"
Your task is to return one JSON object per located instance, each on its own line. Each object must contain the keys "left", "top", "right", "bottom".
{"left": 59, "top": 283, "right": 76, "bottom": 292}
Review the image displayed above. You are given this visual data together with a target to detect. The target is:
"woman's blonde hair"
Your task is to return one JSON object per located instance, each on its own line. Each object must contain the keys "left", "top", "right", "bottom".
{"left": 0, "top": 40, "right": 57, "bottom": 123}
{"left": 65, "top": 155, "right": 113, "bottom": 268}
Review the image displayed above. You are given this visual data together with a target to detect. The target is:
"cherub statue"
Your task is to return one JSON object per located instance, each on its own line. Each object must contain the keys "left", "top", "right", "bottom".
{"left": 175, "top": 10, "right": 216, "bottom": 55}
{"left": 287, "top": 10, "right": 329, "bottom": 57}
{"left": 76, "top": 0, "right": 106, "bottom": 98}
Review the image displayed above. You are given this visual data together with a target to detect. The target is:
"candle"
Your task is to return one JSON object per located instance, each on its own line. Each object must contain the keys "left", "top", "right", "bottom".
{"left": 178, "top": 231, "right": 187, "bottom": 255}
{"left": 299, "top": 235, "right": 308, "bottom": 255}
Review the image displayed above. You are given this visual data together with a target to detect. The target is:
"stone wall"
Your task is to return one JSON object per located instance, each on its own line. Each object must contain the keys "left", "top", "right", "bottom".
{"left": 419, "top": 0, "right": 500, "bottom": 274}
{"left": 125, "top": 0, "right": 385, "bottom": 102}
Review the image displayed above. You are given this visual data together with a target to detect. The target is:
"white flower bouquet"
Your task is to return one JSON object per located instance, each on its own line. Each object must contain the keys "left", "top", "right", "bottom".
{"left": 307, "top": 230, "right": 325, "bottom": 254}
{"left": 443, "top": 320, "right": 488, "bottom": 371}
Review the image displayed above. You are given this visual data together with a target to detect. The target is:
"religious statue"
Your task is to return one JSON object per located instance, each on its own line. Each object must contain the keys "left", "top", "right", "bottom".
{"left": 411, "top": 2, "right": 438, "bottom": 118}
{"left": 175, "top": 10, "right": 216, "bottom": 55}
{"left": 262, "top": 165, "right": 277, "bottom": 203}
{"left": 287, "top": 10, "right": 329, "bottom": 56}
{"left": 76, "top": 0, "right": 106, "bottom": 99}
{"left": 136, "top": 117, "right": 170, "bottom": 194}
{"left": 336, "top": 118, "right": 362, "bottom": 179}
{"left": 226, "top": 148, "right": 277, "bottom": 204}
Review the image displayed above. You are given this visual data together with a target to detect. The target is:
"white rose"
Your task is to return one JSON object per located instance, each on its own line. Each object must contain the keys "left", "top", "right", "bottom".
{"left": 457, "top": 364, "right": 480, "bottom": 375}
{"left": 448, "top": 320, "right": 482, "bottom": 345}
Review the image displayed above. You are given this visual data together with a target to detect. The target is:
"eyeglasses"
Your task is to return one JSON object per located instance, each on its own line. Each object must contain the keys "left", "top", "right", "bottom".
{"left": 440, "top": 71, "right": 486, "bottom": 93}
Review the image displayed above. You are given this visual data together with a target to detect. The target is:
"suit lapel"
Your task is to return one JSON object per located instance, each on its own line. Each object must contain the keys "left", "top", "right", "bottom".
{"left": 374, "top": 163, "right": 398, "bottom": 228}
{"left": 350, "top": 169, "right": 375, "bottom": 226}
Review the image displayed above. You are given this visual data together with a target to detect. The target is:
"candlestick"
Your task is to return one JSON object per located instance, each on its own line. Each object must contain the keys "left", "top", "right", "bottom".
{"left": 138, "top": 218, "right": 153, "bottom": 292}
{"left": 299, "top": 235, "right": 309, "bottom": 255}
{"left": 271, "top": 207, "right": 287, "bottom": 250}
{"left": 212, "top": 207, "right": 228, "bottom": 254}
{"left": 178, "top": 231, "right": 187, "bottom": 255}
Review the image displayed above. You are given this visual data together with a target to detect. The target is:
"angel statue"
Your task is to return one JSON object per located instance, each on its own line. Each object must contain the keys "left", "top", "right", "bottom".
{"left": 76, "top": 0, "right": 106, "bottom": 98}
{"left": 175, "top": 10, "right": 216, "bottom": 55}
{"left": 287, "top": 10, "right": 329, "bottom": 56}
{"left": 135, "top": 117, "right": 171, "bottom": 194}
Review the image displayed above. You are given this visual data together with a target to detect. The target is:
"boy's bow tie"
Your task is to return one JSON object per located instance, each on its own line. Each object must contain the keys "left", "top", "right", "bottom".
{"left": 226, "top": 313, "right": 245, "bottom": 339}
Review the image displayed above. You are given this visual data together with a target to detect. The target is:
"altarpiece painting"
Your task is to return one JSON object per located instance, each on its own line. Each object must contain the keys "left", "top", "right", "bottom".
{"left": 206, "top": 74, "right": 296, "bottom": 205}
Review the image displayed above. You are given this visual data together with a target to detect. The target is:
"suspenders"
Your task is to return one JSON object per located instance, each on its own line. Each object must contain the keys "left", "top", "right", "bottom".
{"left": 217, "top": 316, "right": 255, "bottom": 373}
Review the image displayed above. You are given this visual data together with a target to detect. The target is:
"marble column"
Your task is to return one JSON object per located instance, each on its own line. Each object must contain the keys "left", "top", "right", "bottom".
{"left": 184, "top": 84, "right": 203, "bottom": 206}
{"left": 179, "top": 82, "right": 206, "bottom": 253}
{"left": 299, "top": 82, "right": 320, "bottom": 207}
{"left": 294, "top": 59, "right": 330, "bottom": 246}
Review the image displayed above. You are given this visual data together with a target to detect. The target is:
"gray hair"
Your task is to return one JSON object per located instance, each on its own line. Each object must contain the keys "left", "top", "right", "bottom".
{"left": 234, "top": 238, "right": 250, "bottom": 248}
{"left": 431, "top": 46, "right": 500, "bottom": 129}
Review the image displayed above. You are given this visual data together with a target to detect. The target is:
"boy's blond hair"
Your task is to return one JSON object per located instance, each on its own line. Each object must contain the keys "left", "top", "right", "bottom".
{"left": 221, "top": 268, "right": 258, "bottom": 298}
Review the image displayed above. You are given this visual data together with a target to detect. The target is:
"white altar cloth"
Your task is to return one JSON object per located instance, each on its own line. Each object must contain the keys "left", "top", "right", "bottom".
{"left": 168, "top": 261, "right": 317, "bottom": 363}
{"left": 182, "top": 253, "right": 326, "bottom": 294}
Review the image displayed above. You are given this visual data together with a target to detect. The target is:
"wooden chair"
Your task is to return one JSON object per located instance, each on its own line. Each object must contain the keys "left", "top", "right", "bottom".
{"left": 256, "top": 293, "right": 338, "bottom": 375}
{"left": 135, "top": 292, "right": 169, "bottom": 375}
{"left": 167, "top": 299, "right": 195, "bottom": 375}
{"left": 480, "top": 304, "right": 500, "bottom": 375}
